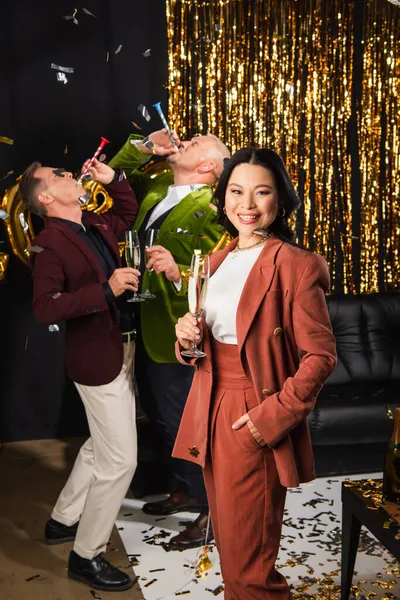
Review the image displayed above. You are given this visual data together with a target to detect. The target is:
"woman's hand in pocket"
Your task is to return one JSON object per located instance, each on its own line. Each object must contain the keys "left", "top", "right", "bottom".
{"left": 232, "top": 413, "right": 250, "bottom": 430}
{"left": 175, "top": 313, "right": 203, "bottom": 351}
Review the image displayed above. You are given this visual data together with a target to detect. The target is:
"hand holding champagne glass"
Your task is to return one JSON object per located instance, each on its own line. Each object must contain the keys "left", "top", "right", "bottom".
{"left": 125, "top": 230, "right": 144, "bottom": 303}
{"left": 140, "top": 228, "right": 158, "bottom": 299}
{"left": 181, "top": 251, "right": 210, "bottom": 358}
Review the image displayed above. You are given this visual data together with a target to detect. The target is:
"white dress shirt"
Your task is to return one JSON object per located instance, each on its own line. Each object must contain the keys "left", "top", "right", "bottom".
{"left": 204, "top": 246, "right": 264, "bottom": 344}
{"left": 146, "top": 184, "right": 205, "bottom": 229}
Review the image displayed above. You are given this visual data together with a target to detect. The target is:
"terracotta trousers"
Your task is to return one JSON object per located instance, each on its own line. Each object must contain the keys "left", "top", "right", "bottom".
{"left": 203, "top": 340, "right": 292, "bottom": 600}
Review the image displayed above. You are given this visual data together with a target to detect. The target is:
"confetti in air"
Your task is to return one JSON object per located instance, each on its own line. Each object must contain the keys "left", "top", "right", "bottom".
{"left": 51, "top": 63, "right": 74, "bottom": 74}
{"left": 0, "top": 136, "right": 14, "bottom": 145}
{"left": 63, "top": 8, "right": 79, "bottom": 25}
{"left": 137, "top": 104, "right": 151, "bottom": 122}
{"left": 82, "top": 7, "right": 97, "bottom": 17}
{"left": 56, "top": 72, "right": 68, "bottom": 84}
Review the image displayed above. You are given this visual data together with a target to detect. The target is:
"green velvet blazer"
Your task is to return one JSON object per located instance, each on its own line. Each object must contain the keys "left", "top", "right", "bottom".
{"left": 109, "top": 135, "right": 226, "bottom": 363}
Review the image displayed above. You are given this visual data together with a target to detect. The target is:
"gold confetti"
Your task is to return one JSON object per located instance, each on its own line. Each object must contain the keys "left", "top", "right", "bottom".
{"left": 64, "top": 145, "right": 68, "bottom": 155}
{"left": 0, "top": 170, "right": 14, "bottom": 181}
{"left": 0, "top": 136, "right": 14, "bottom": 145}
{"left": 196, "top": 548, "right": 212, "bottom": 577}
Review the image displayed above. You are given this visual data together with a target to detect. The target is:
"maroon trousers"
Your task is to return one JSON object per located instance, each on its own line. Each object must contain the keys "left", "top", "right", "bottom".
{"left": 203, "top": 340, "right": 292, "bottom": 600}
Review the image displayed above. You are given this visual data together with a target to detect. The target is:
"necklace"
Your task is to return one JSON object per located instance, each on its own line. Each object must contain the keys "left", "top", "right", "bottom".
{"left": 233, "top": 231, "right": 273, "bottom": 253}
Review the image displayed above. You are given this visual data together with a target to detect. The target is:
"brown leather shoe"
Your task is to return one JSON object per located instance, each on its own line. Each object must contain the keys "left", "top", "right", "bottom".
{"left": 142, "top": 491, "right": 205, "bottom": 516}
{"left": 168, "top": 512, "right": 213, "bottom": 550}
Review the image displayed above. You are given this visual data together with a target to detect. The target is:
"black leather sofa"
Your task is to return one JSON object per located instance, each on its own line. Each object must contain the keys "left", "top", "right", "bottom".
{"left": 132, "top": 293, "right": 398, "bottom": 495}
{"left": 310, "top": 293, "right": 399, "bottom": 476}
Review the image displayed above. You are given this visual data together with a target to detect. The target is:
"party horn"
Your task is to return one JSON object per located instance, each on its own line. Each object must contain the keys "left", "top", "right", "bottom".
{"left": 152, "top": 102, "right": 179, "bottom": 151}
{"left": 77, "top": 137, "right": 110, "bottom": 184}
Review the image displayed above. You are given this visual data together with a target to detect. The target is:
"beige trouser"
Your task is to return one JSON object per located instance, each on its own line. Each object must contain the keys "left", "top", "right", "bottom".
{"left": 51, "top": 340, "right": 137, "bottom": 560}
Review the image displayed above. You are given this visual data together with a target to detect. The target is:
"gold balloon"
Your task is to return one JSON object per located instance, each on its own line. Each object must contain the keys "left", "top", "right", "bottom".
{"left": 137, "top": 157, "right": 172, "bottom": 179}
{"left": 79, "top": 179, "right": 114, "bottom": 213}
{"left": 1, "top": 181, "right": 35, "bottom": 265}
{"left": 180, "top": 230, "right": 233, "bottom": 282}
{"left": 0, "top": 179, "right": 114, "bottom": 267}
{"left": 0, "top": 252, "right": 9, "bottom": 280}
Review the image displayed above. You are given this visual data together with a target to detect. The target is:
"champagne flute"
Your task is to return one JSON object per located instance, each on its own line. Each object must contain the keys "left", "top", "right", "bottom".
{"left": 125, "top": 230, "right": 144, "bottom": 303}
{"left": 181, "top": 252, "right": 210, "bottom": 358}
{"left": 140, "top": 228, "right": 158, "bottom": 299}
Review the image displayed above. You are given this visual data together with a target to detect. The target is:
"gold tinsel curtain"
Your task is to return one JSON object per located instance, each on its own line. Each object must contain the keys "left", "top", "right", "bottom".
{"left": 166, "top": 0, "right": 400, "bottom": 294}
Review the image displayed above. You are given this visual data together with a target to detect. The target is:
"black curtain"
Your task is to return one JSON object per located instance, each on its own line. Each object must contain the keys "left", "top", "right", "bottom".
{"left": 0, "top": 0, "right": 168, "bottom": 442}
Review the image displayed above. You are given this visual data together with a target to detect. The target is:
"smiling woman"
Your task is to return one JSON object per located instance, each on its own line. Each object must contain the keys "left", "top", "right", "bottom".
{"left": 214, "top": 147, "right": 301, "bottom": 245}
{"left": 174, "top": 145, "right": 336, "bottom": 600}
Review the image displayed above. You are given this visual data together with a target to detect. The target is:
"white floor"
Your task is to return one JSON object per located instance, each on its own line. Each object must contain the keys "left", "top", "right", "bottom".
{"left": 116, "top": 472, "right": 400, "bottom": 599}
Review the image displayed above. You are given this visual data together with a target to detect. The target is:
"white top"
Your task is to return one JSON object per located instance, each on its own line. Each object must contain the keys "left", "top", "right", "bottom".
{"left": 129, "top": 138, "right": 205, "bottom": 229}
{"left": 204, "top": 246, "right": 264, "bottom": 344}
{"left": 146, "top": 184, "right": 205, "bottom": 229}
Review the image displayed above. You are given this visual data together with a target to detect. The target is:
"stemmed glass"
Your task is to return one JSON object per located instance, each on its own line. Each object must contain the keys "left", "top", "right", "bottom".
{"left": 181, "top": 252, "right": 210, "bottom": 358}
{"left": 140, "top": 228, "right": 158, "bottom": 299}
{"left": 125, "top": 230, "right": 144, "bottom": 303}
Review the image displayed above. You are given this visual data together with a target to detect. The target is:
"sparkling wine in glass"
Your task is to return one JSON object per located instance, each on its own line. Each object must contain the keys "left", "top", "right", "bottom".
{"left": 181, "top": 252, "right": 210, "bottom": 358}
{"left": 140, "top": 228, "right": 158, "bottom": 299}
{"left": 125, "top": 230, "right": 144, "bottom": 303}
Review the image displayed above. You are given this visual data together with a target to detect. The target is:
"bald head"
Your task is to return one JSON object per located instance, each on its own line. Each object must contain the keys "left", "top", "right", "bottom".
{"left": 167, "top": 134, "right": 230, "bottom": 185}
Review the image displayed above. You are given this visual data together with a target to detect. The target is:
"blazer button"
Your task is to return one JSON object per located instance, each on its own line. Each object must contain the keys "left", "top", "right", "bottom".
{"left": 262, "top": 388, "right": 272, "bottom": 396}
{"left": 273, "top": 327, "right": 283, "bottom": 336}
{"left": 189, "top": 446, "right": 200, "bottom": 458}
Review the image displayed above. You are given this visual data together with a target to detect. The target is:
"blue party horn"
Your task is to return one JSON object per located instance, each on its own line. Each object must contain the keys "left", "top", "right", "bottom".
{"left": 153, "top": 102, "right": 179, "bottom": 151}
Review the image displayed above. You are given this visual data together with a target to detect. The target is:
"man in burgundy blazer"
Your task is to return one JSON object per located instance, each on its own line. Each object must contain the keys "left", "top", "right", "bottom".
{"left": 19, "top": 159, "right": 139, "bottom": 592}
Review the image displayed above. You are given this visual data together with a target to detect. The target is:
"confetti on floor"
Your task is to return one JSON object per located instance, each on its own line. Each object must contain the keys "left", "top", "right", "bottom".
{"left": 117, "top": 473, "right": 400, "bottom": 600}
{"left": 117, "top": 472, "right": 399, "bottom": 599}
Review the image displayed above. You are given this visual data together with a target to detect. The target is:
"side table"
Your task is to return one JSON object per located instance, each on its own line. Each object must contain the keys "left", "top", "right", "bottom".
{"left": 341, "top": 479, "right": 400, "bottom": 600}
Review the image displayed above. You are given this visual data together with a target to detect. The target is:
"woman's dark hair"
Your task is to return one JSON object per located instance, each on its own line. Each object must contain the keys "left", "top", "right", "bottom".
{"left": 214, "top": 147, "right": 301, "bottom": 243}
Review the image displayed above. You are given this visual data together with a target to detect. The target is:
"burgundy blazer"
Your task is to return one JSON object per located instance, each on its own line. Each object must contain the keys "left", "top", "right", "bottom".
{"left": 30, "top": 177, "right": 138, "bottom": 386}
{"left": 172, "top": 236, "right": 337, "bottom": 488}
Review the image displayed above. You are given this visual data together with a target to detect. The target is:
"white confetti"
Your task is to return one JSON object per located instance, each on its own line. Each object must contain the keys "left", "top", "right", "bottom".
{"left": 143, "top": 48, "right": 151, "bottom": 57}
{"left": 82, "top": 7, "right": 97, "bottom": 17}
{"left": 48, "top": 324, "right": 60, "bottom": 332}
{"left": 19, "top": 213, "right": 28, "bottom": 233}
{"left": 51, "top": 63, "right": 74, "bottom": 74}
{"left": 115, "top": 44, "right": 123, "bottom": 54}
{"left": 63, "top": 8, "right": 79, "bottom": 24}
{"left": 56, "top": 72, "right": 68, "bottom": 84}
{"left": 0, "top": 209, "right": 9, "bottom": 220}
{"left": 137, "top": 104, "right": 151, "bottom": 122}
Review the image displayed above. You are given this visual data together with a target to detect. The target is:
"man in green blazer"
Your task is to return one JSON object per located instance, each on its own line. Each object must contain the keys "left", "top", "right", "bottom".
{"left": 109, "top": 129, "right": 230, "bottom": 549}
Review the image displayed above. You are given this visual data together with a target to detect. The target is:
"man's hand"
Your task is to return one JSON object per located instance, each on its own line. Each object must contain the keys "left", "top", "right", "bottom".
{"left": 145, "top": 245, "right": 180, "bottom": 282}
{"left": 175, "top": 313, "right": 202, "bottom": 351}
{"left": 138, "top": 129, "right": 181, "bottom": 156}
{"left": 108, "top": 267, "right": 140, "bottom": 297}
{"left": 81, "top": 158, "right": 116, "bottom": 185}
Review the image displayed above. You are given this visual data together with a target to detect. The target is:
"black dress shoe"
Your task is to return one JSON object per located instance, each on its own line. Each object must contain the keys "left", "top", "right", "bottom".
{"left": 45, "top": 518, "right": 79, "bottom": 545}
{"left": 142, "top": 491, "right": 206, "bottom": 516}
{"left": 168, "top": 512, "right": 214, "bottom": 550}
{"left": 68, "top": 550, "right": 132, "bottom": 591}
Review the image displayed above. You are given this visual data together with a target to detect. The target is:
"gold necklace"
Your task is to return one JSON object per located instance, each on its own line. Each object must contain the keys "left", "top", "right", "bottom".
{"left": 234, "top": 231, "right": 273, "bottom": 252}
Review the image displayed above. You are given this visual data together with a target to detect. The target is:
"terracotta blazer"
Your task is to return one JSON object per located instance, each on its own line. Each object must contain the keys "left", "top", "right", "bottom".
{"left": 172, "top": 236, "right": 337, "bottom": 488}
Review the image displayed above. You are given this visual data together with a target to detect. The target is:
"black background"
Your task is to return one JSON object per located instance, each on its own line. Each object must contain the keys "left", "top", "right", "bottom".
{"left": 0, "top": 0, "right": 168, "bottom": 441}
